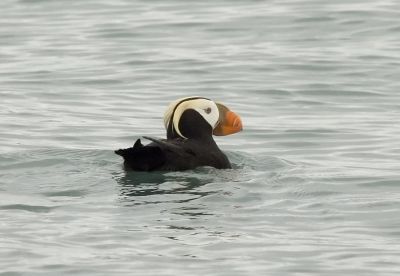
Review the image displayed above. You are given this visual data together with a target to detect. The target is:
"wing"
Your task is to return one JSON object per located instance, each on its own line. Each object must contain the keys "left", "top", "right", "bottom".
{"left": 115, "top": 137, "right": 196, "bottom": 171}
{"left": 142, "top": 136, "right": 187, "bottom": 153}
{"left": 115, "top": 139, "right": 166, "bottom": 171}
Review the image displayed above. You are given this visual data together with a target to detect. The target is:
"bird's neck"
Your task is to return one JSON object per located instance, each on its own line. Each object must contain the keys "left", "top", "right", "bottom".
{"left": 177, "top": 109, "right": 215, "bottom": 141}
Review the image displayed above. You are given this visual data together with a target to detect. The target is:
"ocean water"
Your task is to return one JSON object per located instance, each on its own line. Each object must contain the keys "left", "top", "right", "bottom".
{"left": 1, "top": 0, "right": 400, "bottom": 275}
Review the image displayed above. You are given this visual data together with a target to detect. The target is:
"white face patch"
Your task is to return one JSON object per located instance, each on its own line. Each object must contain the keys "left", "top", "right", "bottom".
{"left": 163, "top": 97, "right": 220, "bottom": 139}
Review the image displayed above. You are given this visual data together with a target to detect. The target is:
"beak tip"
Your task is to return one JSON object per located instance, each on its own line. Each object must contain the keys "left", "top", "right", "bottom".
{"left": 214, "top": 107, "right": 243, "bottom": 136}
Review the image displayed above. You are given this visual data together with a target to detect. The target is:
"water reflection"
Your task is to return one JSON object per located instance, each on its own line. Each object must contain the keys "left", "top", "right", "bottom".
{"left": 115, "top": 168, "right": 225, "bottom": 205}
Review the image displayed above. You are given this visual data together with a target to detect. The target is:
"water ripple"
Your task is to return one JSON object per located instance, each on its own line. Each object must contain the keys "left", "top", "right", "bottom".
{"left": 1, "top": 0, "right": 400, "bottom": 275}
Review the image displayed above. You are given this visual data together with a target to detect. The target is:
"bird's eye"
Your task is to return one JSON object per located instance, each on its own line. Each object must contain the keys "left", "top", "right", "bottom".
{"left": 205, "top": 107, "right": 212, "bottom": 114}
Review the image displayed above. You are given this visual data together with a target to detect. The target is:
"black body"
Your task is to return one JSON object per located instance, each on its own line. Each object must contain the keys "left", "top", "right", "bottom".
{"left": 115, "top": 109, "right": 231, "bottom": 171}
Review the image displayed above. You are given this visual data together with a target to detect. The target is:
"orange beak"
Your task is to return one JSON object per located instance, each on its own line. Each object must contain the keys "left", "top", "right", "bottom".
{"left": 213, "top": 103, "right": 243, "bottom": 136}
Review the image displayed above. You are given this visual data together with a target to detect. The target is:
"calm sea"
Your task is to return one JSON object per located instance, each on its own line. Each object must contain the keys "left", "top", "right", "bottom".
{"left": 1, "top": 0, "right": 400, "bottom": 275}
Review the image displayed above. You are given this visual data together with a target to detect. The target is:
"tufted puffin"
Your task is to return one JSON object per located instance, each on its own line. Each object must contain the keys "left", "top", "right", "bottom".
{"left": 115, "top": 96, "right": 243, "bottom": 171}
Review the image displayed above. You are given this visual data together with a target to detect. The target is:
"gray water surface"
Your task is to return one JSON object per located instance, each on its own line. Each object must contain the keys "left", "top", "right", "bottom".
{"left": 1, "top": 0, "right": 400, "bottom": 275}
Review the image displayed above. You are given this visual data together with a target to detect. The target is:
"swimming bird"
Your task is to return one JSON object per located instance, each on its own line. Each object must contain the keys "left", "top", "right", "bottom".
{"left": 115, "top": 96, "right": 243, "bottom": 171}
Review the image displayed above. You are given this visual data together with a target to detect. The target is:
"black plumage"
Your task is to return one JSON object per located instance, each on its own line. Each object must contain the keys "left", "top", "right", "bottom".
{"left": 115, "top": 136, "right": 230, "bottom": 171}
{"left": 115, "top": 109, "right": 230, "bottom": 171}
{"left": 115, "top": 97, "right": 242, "bottom": 171}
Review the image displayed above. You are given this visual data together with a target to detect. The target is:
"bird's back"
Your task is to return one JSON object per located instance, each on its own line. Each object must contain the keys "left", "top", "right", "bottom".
{"left": 115, "top": 137, "right": 231, "bottom": 171}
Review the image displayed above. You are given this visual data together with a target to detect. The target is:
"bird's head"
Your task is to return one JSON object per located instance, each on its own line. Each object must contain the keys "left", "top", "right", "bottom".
{"left": 163, "top": 96, "right": 243, "bottom": 140}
